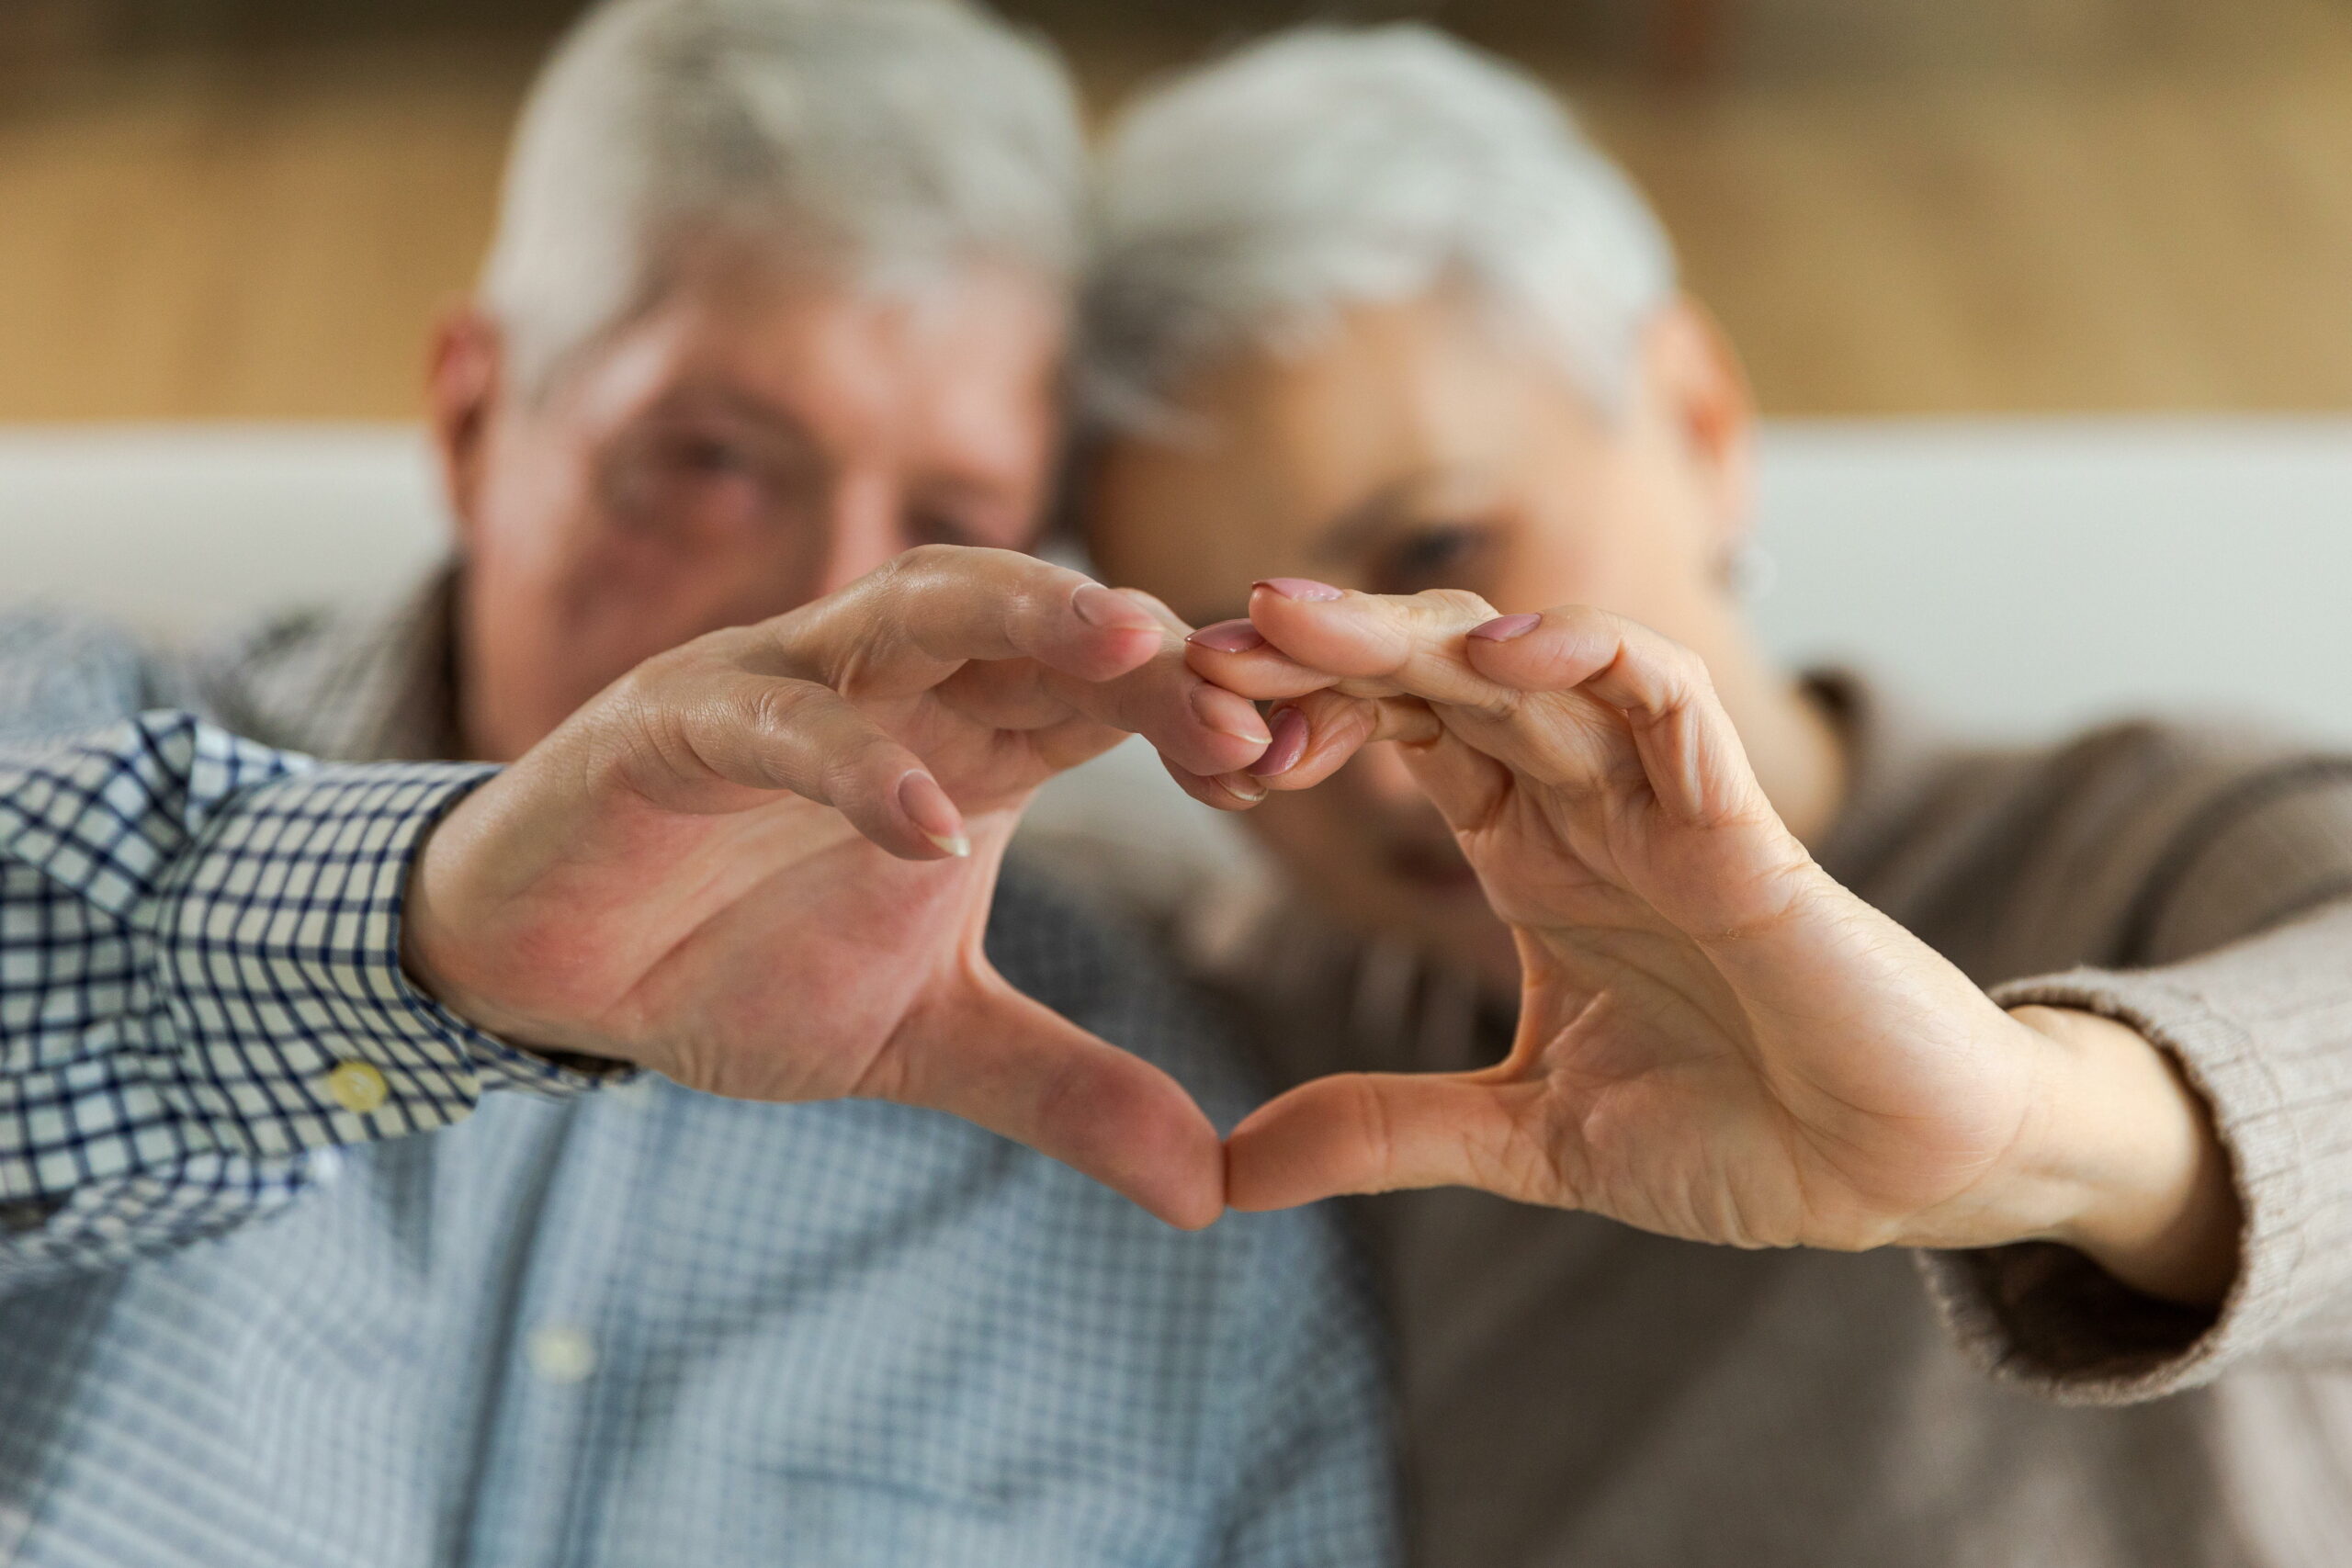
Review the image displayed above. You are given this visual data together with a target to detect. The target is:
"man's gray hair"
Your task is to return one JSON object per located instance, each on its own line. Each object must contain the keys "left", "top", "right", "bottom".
{"left": 1083, "top": 25, "right": 1677, "bottom": 434}
{"left": 482, "top": 0, "right": 1085, "bottom": 395}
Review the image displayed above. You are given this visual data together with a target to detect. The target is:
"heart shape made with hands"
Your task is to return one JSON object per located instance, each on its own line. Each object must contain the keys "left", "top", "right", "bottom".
{"left": 412, "top": 549, "right": 2107, "bottom": 1262}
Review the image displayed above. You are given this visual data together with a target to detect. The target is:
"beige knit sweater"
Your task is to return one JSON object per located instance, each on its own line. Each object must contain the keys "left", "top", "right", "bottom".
{"left": 1204, "top": 677, "right": 2352, "bottom": 1568}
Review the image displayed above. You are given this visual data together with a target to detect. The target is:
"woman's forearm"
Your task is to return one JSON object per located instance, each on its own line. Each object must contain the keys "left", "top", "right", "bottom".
{"left": 2004, "top": 1005, "right": 2242, "bottom": 1308}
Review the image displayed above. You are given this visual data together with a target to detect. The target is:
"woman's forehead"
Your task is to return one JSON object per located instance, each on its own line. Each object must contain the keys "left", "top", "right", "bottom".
{"left": 1097, "top": 303, "right": 1571, "bottom": 534}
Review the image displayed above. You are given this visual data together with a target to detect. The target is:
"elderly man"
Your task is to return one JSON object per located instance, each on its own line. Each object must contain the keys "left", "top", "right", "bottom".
{"left": 0, "top": 4, "right": 1393, "bottom": 1564}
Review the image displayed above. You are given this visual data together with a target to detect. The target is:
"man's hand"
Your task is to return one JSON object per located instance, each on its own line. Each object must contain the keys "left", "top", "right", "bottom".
{"left": 401, "top": 546, "right": 1276, "bottom": 1229}
{"left": 1192, "top": 583, "right": 2241, "bottom": 1302}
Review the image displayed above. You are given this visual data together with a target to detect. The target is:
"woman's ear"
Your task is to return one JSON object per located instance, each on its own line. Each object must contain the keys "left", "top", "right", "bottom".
{"left": 426, "top": 305, "right": 505, "bottom": 555}
{"left": 1644, "top": 295, "right": 1756, "bottom": 556}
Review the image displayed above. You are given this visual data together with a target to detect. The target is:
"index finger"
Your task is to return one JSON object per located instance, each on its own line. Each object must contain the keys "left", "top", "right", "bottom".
{"left": 764, "top": 545, "right": 1168, "bottom": 698}
{"left": 1239, "top": 582, "right": 1520, "bottom": 716}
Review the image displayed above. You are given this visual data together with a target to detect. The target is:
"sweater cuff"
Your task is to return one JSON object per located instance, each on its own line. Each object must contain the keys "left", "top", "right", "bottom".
{"left": 1918, "top": 965, "right": 2306, "bottom": 1404}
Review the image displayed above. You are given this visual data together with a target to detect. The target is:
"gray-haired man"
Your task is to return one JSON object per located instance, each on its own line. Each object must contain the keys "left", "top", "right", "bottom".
{"left": 0, "top": 4, "right": 1395, "bottom": 1563}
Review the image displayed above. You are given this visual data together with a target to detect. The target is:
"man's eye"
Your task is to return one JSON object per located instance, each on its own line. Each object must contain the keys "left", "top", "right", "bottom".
{"left": 1370, "top": 525, "right": 1490, "bottom": 593}
{"left": 675, "top": 437, "right": 754, "bottom": 476}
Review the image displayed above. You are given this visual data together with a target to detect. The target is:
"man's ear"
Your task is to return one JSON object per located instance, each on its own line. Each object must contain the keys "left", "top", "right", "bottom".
{"left": 426, "top": 305, "right": 506, "bottom": 554}
{"left": 1643, "top": 296, "right": 1756, "bottom": 557}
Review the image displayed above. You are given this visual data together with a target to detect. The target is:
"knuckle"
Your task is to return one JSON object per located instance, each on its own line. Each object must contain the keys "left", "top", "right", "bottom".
{"left": 1666, "top": 644, "right": 1713, "bottom": 699}
{"left": 1419, "top": 588, "right": 1498, "bottom": 626}
{"left": 820, "top": 732, "right": 899, "bottom": 811}
{"left": 745, "top": 678, "right": 824, "bottom": 738}
{"left": 692, "top": 623, "right": 762, "bottom": 661}
{"left": 895, "top": 541, "right": 966, "bottom": 580}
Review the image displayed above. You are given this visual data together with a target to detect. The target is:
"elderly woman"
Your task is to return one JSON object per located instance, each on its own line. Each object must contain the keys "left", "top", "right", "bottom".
{"left": 1074, "top": 26, "right": 2352, "bottom": 1568}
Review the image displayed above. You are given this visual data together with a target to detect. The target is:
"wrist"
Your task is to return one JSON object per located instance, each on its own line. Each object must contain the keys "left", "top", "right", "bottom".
{"left": 399, "top": 809, "right": 641, "bottom": 1077}
{"left": 2007, "top": 1005, "right": 2241, "bottom": 1307}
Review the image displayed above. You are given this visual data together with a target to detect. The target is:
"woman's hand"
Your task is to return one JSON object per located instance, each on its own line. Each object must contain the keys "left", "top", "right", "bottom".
{"left": 1190, "top": 582, "right": 2240, "bottom": 1302}
{"left": 403, "top": 546, "right": 1277, "bottom": 1230}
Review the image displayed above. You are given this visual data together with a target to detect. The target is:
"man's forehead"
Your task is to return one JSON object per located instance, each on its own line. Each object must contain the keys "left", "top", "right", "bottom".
{"left": 553, "top": 260, "right": 1066, "bottom": 446}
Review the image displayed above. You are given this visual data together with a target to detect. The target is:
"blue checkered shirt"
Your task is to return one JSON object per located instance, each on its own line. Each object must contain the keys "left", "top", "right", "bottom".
{"left": 0, "top": 599, "right": 1397, "bottom": 1567}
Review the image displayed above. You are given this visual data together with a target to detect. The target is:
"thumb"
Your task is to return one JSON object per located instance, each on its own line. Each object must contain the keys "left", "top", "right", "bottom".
{"left": 888, "top": 976, "right": 1227, "bottom": 1230}
{"left": 1225, "top": 1071, "right": 1538, "bottom": 1211}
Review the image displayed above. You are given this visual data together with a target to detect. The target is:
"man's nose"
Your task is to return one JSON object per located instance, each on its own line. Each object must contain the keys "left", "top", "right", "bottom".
{"left": 807, "top": 474, "right": 909, "bottom": 599}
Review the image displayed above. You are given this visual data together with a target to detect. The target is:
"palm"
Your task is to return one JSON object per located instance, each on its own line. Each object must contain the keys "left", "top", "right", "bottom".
{"left": 546, "top": 692, "right": 1091, "bottom": 1100}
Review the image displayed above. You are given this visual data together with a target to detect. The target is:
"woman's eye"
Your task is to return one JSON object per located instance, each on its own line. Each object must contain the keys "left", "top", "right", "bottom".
{"left": 905, "top": 509, "right": 973, "bottom": 548}
{"left": 1371, "top": 525, "right": 1490, "bottom": 593}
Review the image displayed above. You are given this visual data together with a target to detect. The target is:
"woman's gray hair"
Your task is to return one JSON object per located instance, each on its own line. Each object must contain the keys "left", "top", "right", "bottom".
{"left": 482, "top": 0, "right": 1085, "bottom": 396}
{"left": 1082, "top": 25, "right": 1677, "bottom": 435}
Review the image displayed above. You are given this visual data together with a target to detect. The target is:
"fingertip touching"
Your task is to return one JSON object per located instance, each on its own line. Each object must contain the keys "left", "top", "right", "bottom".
{"left": 1459, "top": 604, "right": 1623, "bottom": 694}
{"left": 1060, "top": 581, "right": 1167, "bottom": 680}
{"left": 1468, "top": 613, "right": 1542, "bottom": 643}
{"left": 1187, "top": 679, "right": 1273, "bottom": 745}
{"left": 1248, "top": 706, "right": 1311, "bottom": 778}
{"left": 1187, "top": 619, "right": 1264, "bottom": 654}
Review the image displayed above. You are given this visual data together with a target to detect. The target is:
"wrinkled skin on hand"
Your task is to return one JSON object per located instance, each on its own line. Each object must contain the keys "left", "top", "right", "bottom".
{"left": 1193, "top": 583, "right": 2086, "bottom": 1258}
{"left": 404, "top": 546, "right": 1276, "bottom": 1230}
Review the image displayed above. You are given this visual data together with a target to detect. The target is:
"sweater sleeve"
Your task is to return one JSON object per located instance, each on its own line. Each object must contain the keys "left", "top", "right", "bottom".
{"left": 1919, "top": 760, "right": 2352, "bottom": 1403}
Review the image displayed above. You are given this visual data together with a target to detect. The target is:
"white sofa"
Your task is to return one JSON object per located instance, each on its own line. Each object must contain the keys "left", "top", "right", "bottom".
{"left": 6, "top": 417, "right": 2347, "bottom": 739}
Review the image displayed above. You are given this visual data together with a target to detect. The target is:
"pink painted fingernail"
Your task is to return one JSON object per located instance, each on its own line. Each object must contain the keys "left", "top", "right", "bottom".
{"left": 1071, "top": 581, "right": 1156, "bottom": 631}
{"left": 1249, "top": 706, "right": 1310, "bottom": 778}
{"left": 1469, "top": 613, "right": 1543, "bottom": 642}
{"left": 1187, "top": 619, "right": 1264, "bottom": 653}
{"left": 1253, "top": 577, "right": 1344, "bottom": 603}
{"left": 897, "top": 770, "right": 969, "bottom": 857}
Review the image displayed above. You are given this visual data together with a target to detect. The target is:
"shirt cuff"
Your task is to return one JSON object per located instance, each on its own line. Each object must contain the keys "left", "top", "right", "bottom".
{"left": 147, "top": 761, "right": 624, "bottom": 1163}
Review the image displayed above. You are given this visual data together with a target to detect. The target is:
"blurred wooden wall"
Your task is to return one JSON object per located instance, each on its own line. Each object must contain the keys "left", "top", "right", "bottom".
{"left": 6, "top": 0, "right": 2352, "bottom": 420}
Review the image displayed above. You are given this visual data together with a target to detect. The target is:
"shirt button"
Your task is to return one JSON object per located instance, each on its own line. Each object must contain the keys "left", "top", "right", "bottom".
{"left": 324, "top": 1061, "right": 390, "bottom": 1115}
{"left": 0, "top": 1197, "right": 62, "bottom": 1234}
{"left": 526, "top": 1324, "right": 597, "bottom": 1385}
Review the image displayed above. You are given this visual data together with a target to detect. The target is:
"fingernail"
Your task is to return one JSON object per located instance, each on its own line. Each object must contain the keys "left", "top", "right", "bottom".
{"left": 1071, "top": 581, "right": 1155, "bottom": 632}
{"left": 1187, "top": 618, "right": 1264, "bottom": 654}
{"left": 1249, "top": 706, "right": 1309, "bottom": 778}
{"left": 1469, "top": 613, "right": 1543, "bottom": 642}
{"left": 1222, "top": 773, "right": 1268, "bottom": 803}
{"left": 897, "top": 770, "right": 969, "bottom": 857}
{"left": 1192, "top": 683, "right": 1272, "bottom": 745}
{"left": 1253, "top": 577, "right": 1343, "bottom": 604}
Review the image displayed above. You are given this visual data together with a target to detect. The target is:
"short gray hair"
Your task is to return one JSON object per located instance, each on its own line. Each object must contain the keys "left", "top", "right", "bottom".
{"left": 1083, "top": 25, "right": 1677, "bottom": 434}
{"left": 482, "top": 0, "right": 1084, "bottom": 395}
